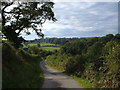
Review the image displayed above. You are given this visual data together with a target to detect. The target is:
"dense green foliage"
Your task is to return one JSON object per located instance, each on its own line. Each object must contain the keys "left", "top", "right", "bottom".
{"left": 2, "top": 41, "right": 44, "bottom": 88}
{"left": 47, "top": 34, "right": 120, "bottom": 88}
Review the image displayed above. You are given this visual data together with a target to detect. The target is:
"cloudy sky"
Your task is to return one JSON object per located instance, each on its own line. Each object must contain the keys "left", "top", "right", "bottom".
{"left": 23, "top": 2, "right": 118, "bottom": 40}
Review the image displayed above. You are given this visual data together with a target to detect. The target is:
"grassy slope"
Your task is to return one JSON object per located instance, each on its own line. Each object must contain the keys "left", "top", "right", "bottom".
{"left": 2, "top": 41, "right": 44, "bottom": 88}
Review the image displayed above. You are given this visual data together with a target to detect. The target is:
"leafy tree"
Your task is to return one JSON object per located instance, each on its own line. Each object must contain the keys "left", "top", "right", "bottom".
{"left": 60, "top": 41, "right": 85, "bottom": 55}
{"left": 37, "top": 43, "right": 40, "bottom": 48}
{"left": 28, "top": 45, "right": 41, "bottom": 54}
{"left": 114, "top": 34, "right": 120, "bottom": 41}
{"left": 2, "top": 1, "right": 57, "bottom": 48}
{"left": 99, "top": 34, "right": 114, "bottom": 43}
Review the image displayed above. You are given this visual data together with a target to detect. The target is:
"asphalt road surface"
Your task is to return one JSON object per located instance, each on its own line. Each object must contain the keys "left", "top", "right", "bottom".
{"left": 40, "top": 60, "right": 84, "bottom": 89}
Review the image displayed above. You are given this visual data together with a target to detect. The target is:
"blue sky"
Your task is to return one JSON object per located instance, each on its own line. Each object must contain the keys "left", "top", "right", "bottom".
{"left": 23, "top": 2, "right": 118, "bottom": 40}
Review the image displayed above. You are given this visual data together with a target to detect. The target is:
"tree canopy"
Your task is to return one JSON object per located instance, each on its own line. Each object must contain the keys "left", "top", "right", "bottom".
{"left": 2, "top": 1, "right": 57, "bottom": 48}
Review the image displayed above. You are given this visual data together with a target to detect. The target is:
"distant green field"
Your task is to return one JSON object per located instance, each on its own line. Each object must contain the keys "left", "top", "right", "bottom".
{"left": 24, "top": 43, "right": 60, "bottom": 52}
{"left": 28, "top": 43, "right": 37, "bottom": 46}
{"left": 41, "top": 43, "right": 60, "bottom": 51}
{"left": 40, "top": 43, "right": 60, "bottom": 46}
{"left": 41, "top": 47, "right": 60, "bottom": 51}
{"left": 28, "top": 43, "right": 59, "bottom": 46}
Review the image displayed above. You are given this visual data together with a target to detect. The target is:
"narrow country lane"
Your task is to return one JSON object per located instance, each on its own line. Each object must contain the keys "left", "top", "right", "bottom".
{"left": 40, "top": 60, "right": 84, "bottom": 89}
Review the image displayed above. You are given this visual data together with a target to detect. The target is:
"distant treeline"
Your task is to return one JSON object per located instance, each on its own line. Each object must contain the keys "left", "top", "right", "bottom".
{"left": 25, "top": 37, "right": 88, "bottom": 45}
{"left": 47, "top": 34, "right": 120, "bottom": 88}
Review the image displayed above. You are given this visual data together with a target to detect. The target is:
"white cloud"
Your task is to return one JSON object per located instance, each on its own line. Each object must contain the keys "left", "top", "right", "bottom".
{"left": 22, "top": 2, "right": 118, "bottom": 39}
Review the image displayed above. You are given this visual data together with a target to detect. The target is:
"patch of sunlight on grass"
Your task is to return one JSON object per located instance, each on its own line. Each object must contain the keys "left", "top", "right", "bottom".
{"left": 71, "top": 75, "right": 94, "bottom": 89}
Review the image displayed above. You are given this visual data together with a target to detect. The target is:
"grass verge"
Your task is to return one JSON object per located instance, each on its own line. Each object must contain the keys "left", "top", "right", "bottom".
{"left": 71, "top": 75, "right": 94, "bottom": 88}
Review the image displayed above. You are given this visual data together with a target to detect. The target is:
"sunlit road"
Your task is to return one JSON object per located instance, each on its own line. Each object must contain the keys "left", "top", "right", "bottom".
{"left": 40, "top": 60, "right": 84, "bottom": 89}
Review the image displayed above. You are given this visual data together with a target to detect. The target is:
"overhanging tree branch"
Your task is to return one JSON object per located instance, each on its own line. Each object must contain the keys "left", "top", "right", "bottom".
{"left": 2, "top": 1, "right": 57, "bottom": 48}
